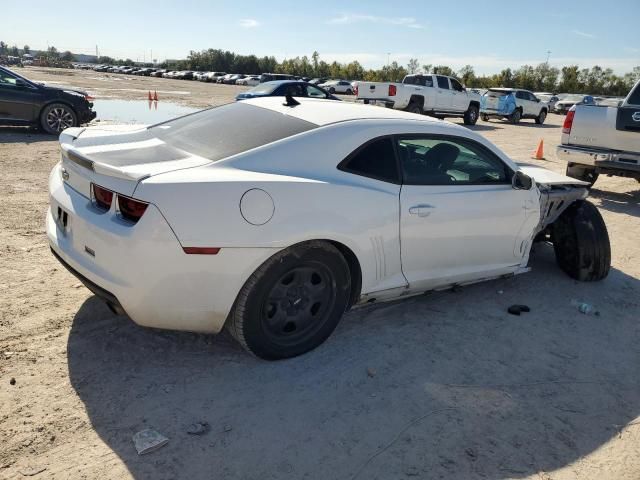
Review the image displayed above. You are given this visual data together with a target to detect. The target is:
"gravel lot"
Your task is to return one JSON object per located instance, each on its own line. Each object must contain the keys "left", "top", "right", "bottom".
{"left": 1, "top": 67, "right": 639, "bottom": 480}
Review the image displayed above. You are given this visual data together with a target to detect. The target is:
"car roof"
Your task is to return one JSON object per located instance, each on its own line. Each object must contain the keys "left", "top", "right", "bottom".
{"left": 260, "top": 80, "right": 305, "bottom": 86}
{"left": 241, "top": 96, "right": 456, "bottom": 128}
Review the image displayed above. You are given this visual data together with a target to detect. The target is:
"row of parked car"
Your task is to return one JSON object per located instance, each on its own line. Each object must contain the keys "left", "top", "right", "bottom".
{"left": 89, "top": 64, "right": 357, "bottom": 94}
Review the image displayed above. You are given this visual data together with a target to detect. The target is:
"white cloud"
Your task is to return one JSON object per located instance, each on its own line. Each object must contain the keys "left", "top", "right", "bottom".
{"left": 239, "top": 18, "right": 260, "bottom": 28}
{"left": 328, "top": 13, "right": 423, "bottom": 29}
{"left": 572, "top": 29, "right": 595, "bottom": 39}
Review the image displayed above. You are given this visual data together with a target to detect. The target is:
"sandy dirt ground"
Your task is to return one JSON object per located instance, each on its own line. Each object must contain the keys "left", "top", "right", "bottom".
{"left": 1, "top": 67, "right": 639, "bottom": 480}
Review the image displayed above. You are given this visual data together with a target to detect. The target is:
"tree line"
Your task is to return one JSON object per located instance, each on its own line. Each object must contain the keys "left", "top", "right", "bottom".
{"left": 2, "top": 41, "right": 639, "bottom": 96}
{"left": 166, "top": 49, "right": 640, "bottom": 97}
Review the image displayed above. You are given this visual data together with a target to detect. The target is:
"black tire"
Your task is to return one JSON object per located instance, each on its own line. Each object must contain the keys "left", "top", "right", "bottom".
{"left": 566, "top": 164, "right": 599, "bottom": 187}
{"left": 406, "top": 103, "right": 423, "bottom": 115}
{"left": 227, "top": 241, "right": 351, "bottom": 360}
{"left": 346, "top": 88, "right": 353, "bottom": 95}
{"left": 510, "top": 108, "right": 522, "bottom": 124}
{"left": 463, "top": 104, "right": 479, "bottom": 125}
{"left": 329, "top": 87, "right": 335, "bottom": 94}
{"left": 535, "top": 109, "right": 547, "bottom": 125}
{"left": 551, "top": 200, "right": 610, "bottom": 282}
{"left": 40, "top": 103, "right": 78, "bottom": 135}
{"left": 481, "top": 113, "right": 490, "bottom": 122}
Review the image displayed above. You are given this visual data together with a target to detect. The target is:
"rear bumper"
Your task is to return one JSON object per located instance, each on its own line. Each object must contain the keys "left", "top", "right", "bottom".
{"left": 47, "top": 162, "right": 280, "bottom": 333}
{"left": 358, "top": 98, "right": 395, "bottom": 108}
{"left": 556, "top": 145, "right": 640, "bottom": 177}
{"left": 480, "top": 107, "right": 513, "bottom": 117}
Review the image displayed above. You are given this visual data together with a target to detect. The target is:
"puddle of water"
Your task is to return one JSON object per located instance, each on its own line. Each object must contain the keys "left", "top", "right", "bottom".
{"left": 92, "top": 99, "right": 198, "bottom": 124}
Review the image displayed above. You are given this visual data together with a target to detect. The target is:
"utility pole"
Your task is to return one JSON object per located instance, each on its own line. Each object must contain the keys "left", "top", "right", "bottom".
{"left": 545, "top": 50, "right": 551, "bottom": 64}
{"left": 96, "top": 44, "right": 99, "bottom": 59}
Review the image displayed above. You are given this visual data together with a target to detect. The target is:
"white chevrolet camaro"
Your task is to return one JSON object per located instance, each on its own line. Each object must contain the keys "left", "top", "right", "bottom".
{"left": 47, "top": 97, "right": 610, "bottom": 359}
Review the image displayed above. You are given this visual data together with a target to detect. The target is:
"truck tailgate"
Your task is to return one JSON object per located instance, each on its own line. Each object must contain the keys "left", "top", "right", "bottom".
{"left": 568, "top": 105, "right": 639, "bottom": 153}
{"left": 357, "top": 82, "right": 396, "bottom": 100}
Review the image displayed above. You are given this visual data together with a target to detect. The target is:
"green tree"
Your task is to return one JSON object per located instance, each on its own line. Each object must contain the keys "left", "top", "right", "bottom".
{"left": 23, "top": 45, "right": 30, "bottom": 55}
{"left": 0, "top": 41, "right": 7, "bottom": 55}
{"left": 10, "top": 45, "right": 19, "bottom": 56}
{"left": 407, "top": 58, "right": 419, "bottom": 74}
{"left": 457, "top": 65, "right": 475, "bottom": 86}
{"left": 60, "top": 51, "right": 74, "bottom": 62}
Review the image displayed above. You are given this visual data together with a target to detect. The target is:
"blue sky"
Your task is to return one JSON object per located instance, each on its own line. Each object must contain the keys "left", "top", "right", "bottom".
{"left": 3, "top": 0, "right": 639, "bottom": 73}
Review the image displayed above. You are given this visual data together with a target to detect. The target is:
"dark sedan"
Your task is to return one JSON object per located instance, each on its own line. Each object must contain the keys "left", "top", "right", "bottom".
{"left": 0, "top": 66, "right": 96, "bottom": 134}
{"left": 235, "top": 81, "right": 340, "bottom": 101}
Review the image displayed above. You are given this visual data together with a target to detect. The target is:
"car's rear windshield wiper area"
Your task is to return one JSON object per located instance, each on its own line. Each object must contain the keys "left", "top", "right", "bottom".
{"left": 150, "top": 102, "right": 317, "bottom": 162}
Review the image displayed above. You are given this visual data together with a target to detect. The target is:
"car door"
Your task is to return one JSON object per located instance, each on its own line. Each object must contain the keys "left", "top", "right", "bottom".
{"left": 449, "top": 78, "right": 468, "bottom": 112}
{"left": 526, "top": 91, "right": 540, "bottom": 115}
{"left": 0, "top": 69, "right": 39, "bottom": 122}
{"left": 516, "top": 90, "right": 534, "bottom": 116}
{"left": 435, "top": 76, "right": 452, "bottom": 110}
{"left": 397, "top": 134, "right": 539, "bottom": 291}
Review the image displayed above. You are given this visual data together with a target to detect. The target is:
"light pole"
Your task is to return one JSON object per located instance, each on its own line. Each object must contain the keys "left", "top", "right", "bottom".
{"left": 387, "top": 52, "right": 390, "bottom": 67}
{"left": 546, "top": 50, "right": 551, "bottom": 64}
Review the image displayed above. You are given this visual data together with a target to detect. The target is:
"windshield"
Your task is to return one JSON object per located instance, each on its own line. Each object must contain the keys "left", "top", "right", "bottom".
{"left": 150, "top": 102, "right": 316, "bottom": 161}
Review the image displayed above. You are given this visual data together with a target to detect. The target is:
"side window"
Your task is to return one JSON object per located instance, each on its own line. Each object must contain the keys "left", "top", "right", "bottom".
{"left": 0, "top": 70, "right": 19, "bottom": 86}
{"left": 397, "top": 136, "right": 511, "bottom": 186}
{"left": 338, "top": 137, "right": 399, "bottom": 184}
{"left": 283, "top": 84, "right": 305, "bottom": 97}
{"left": 450, "top": 78, "right": 464, "bottom": 92}
{"left": 516, "top": 91, "right": 526, "bottom": 100}
{"left": 423, "top": 76, "right": 434, "bottom": 88}
{"left": 527, "top": 92, "right": 537, "bottom": 102}
{"left": 306, "top": 85, "right": 327, "bottom": 98}
{"left": 436, "top": 76, "right": 449, "bottom": 89}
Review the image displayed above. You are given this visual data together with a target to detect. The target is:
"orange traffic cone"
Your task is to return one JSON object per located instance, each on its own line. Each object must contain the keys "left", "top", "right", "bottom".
{"left": 532, "top": 139, "right": 545, "bottom": 160}
{"left": 153, "top": 90, "right": 158, "bottom": 102}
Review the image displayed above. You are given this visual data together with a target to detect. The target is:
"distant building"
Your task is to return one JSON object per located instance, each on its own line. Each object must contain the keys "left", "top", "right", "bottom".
{"left": 74, "top": 53, "right": 98, "bottom": 63}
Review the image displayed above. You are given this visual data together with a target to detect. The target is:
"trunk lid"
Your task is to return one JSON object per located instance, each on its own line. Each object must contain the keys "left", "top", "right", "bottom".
{"left": 59, "top": 125, "right": 212, "bottom": 198}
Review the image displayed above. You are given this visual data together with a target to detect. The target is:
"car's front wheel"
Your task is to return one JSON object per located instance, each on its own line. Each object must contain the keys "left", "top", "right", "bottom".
{"left": 535, "top": 109, "right": 547, "bottom": 125}
{"left": 227, "top": 241, "right": 351, "bottom": 360}
{"left": 463, "top": 104, "right": 479, "bottom": 125}
{"left": 551, "top": 200, "right": 610, "bottom": 282}
{"left": 40, "top": 103, "right": 78, "bottom": 134}
{"left": 328, "top": 87, "right": 336, "bottom": 94}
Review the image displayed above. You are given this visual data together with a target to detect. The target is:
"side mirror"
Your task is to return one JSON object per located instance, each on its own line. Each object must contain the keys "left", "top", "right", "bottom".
{"left": 512, "top": 171, "right": 533, "bottom": 190}
{"left": 15, "top": 78, "right": 27, "bottom": 88}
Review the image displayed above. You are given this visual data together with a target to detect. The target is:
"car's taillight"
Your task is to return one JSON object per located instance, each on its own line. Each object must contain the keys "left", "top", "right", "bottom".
{"left": 389, "top": 85, "right": 397, "bottom": 96}
{"left": 354, "top": 84, "right": 358, "bottom": 96}
{"left": 117, "top": 194, "right": 148, "bottom": 223}
{"left": 562, "top": 110, "right": 575, "bottom": 134}
{"left": 92, "top": 183, "right": 113, "bottom": 210}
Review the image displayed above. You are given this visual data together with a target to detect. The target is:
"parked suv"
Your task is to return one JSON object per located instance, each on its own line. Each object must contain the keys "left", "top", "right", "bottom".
{"left": 480, "top": 88, "right": 548, "bottom": 124}
{"left": 0, "top": 66, "right": 96, "bottom": 134}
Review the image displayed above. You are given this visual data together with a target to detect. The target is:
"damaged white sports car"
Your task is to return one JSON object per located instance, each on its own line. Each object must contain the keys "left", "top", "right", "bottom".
{"left": 47, "top": 97, "right": 610, "bottom": 359}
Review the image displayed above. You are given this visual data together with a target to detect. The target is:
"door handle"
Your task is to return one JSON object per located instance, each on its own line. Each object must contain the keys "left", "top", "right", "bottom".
{"left": 409, "top": 204, "right": 435, "bottom": 217}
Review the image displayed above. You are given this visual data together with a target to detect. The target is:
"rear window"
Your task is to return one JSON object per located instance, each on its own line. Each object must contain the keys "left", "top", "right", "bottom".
{"left": 627, "top": 84, "right": 640, "bottom": 105}
{"left": 150, "top": 102, "right": 316, "bottom": 161}
{"left": 338, "top": 137, "right": 399, "bottom": 184}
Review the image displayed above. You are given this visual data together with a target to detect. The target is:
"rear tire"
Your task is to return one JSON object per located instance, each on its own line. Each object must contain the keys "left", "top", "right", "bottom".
{"left": 406, "top": 103, "right": 423, "bottom": 115}
{"left": 566, "top": 164, "right": 599, "bottom": 187}
{"left": 346, "top": 88, "right": 353, "bottom": 95}
{"left": 535, "top": 109, "right": 547, "bottom": 125}
{"left": 227, "top": 241, "right": 351, "bottom": 360}
{"left": 510, "top": 109, "right": 522, "bottom": 124}
{"left": 481, "top": 113, "right": 490, "bottom": 122}
{"left": 40, "top": 103, "right": 78, "bottom": 135}
{"left": 463, "top": 104, "right": 479, "bottom": 125}
{"left": 551, "top": 200, "right": 610, "bottom": 282}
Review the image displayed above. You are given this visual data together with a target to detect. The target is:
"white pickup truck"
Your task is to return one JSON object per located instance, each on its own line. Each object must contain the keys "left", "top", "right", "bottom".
{"left": 557, "top": 80, "right": 640, "bottom": 186}
{"left": 356, "top": 74, "right": 481, "bottom": 125}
